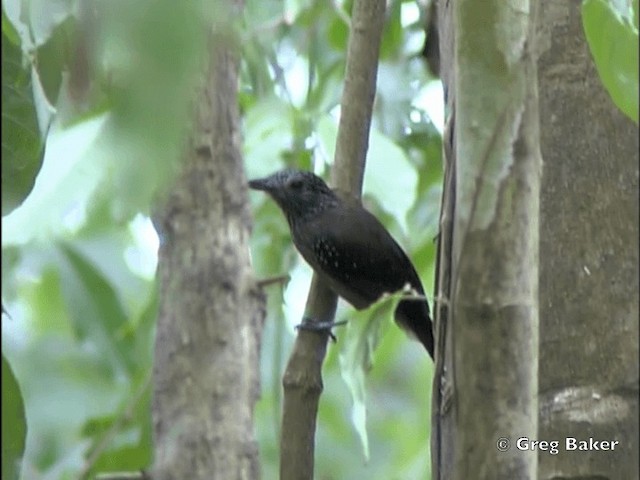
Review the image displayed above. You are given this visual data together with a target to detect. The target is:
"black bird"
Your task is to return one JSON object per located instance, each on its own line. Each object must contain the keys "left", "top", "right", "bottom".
{"left": 249, "top": 169, "right": 434, "bottom": 359}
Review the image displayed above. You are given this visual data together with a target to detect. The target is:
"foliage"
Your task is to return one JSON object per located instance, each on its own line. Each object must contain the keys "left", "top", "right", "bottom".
{"left": 2, "top": 0, "right": 205, "bottom": 478}
{"left": 2, "top": 0, "right": 442, "bottom": 479}
{"left": 582, "top": 0, "right": 639, "bottom": 123}
{"left": 1, "top": 14, "right": 43, "bottom": 217}
{"left": 2, "top": 355, "right": 26, "bottom": 480}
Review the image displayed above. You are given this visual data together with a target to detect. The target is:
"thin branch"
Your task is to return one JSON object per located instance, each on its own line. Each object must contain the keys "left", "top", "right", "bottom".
{"left": 279, "top": 1, "right": 386, "bottom": 479}
{"left": 256, "top": 274, "right": 290, "bottom": 288}
{"left": 95, "top": 472, "right": 150, "bottom": 480}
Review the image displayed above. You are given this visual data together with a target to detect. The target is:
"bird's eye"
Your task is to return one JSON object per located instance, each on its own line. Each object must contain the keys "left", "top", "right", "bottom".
{"left": 288, "top": 178, "right": 304, "bottom": 189}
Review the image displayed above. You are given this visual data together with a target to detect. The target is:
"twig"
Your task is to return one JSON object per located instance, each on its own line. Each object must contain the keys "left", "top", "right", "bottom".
{"left": 256, "top": 274, "right": 290, "bottom": 288}
{"left": 94, "top": 472, "right": 150, "bottom": 480}
{"left": 78, "top": 375, "right": 151, "bottom": 479}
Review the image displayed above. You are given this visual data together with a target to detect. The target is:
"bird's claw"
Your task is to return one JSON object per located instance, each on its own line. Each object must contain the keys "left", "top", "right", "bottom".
{"left": 295, "top": 317, "right": 348, "bottom": 342}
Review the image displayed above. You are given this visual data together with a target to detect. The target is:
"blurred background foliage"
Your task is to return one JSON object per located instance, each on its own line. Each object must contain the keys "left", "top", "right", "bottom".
{"left": 2, "top": 0, "right": 635, "bottom": 479}
{"left": 2, "top": 1, "right": 443, "bottom": 477}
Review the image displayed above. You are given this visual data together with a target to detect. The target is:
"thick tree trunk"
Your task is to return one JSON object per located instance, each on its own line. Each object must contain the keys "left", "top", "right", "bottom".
{"left": 152, "top": 26, "right": 265, "bottom": 480}
{"left": 432, "top": 0, "right": 541, "bottom": 478}
{"left": 537, "top": 2, "right": 639, "bottom": 478}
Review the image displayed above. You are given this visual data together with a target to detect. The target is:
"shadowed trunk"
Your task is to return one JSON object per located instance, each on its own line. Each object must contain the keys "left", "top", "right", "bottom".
{"left": 537, "top": 2, "right": 639, "bottom": 477}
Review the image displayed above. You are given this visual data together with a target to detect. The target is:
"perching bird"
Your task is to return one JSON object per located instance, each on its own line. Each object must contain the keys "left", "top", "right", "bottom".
{"left": 249, "top": 169, "right": 434, "bottom": 359}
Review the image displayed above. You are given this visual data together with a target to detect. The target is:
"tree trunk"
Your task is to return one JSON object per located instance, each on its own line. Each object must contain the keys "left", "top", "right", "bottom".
{"left": 432, "top": 0, "right": 541, "bottom": 478}
{"left": 152, "top": 23, "right": 265, "bottom": 480}
{"left": 537, "top": 2, "right": 639, "bottom": 478}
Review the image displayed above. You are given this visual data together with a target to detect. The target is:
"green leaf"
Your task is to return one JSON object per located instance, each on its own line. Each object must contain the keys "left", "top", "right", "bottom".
{"left": 2, "top": 355, "right": 27, "bottom": 480}
{"left": 2, "top": 115, "right": 108, "bottom": 244}
{"left": 364, "top": 129, "right": 418, "bottom": 232}
{"left": 82, "top": 378, "right": 153, "bottom": 476}
{"left": 327, "top": 12, "right": 349, "bottom": 52}
{"left": 243, "top": 95, "right": 290, "bottom": 178}
{"left": 32, "top": 16, "right": 75, "bottom": 107}
{"left": 1, "top": 8, "right": 21, "bottom": 47}
{"left": 316, "top": 115, "right": 418, "bottom": 231}
{"left": 58, "top": 242, "right": 138, "bottom": 376}
{"left": 379, "top": 0, "right": 403, "bottom": 60}
{"left": 1, "top": 26, "right": 45, "bottom": 216}
{"left": 338, "top": 292, "right": 400, "bottom": 461}
{"left": 582, "top": 0, "right": 639, "bottom": 123}
{"left": 4, "top": 235, "right": 156, "bottom": 476}
{"left": 25, "top": 0, "right": 75, "bottom": 47}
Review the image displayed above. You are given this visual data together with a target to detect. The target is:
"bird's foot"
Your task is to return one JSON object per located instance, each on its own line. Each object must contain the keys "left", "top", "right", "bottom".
{"left": 295, "top": 317, "right": 348, "bottom": 342}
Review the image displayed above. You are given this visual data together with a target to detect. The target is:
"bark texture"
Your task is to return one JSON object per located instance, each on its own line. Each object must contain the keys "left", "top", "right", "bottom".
{"left": 433, "top": 0, "right": 541, "bottom": 478}
{"left": 152, "top": 29, "right": 264, "bottom": 480}
{"left": 537, "top": 2, "right": 639, "bottom": 478}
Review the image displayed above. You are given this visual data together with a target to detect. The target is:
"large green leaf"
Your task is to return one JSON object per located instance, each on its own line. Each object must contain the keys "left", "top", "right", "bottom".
{"left": 2, "top": 354, "right": 27, "bottom": 480}
{"left": 96, "top": 0, "right": 209, "bottom": 219}
{"left": 57, "top": 242, "right": 143, "bottom": 376}
{"left": 1, "top": 0, "right": 78, "bottom": 217}
{"left": 3, "top": 0, "right": 210, "bottom": 226}
{"left": 2, "top": 115, "right": 108, "bottom": 244}
{"left": 1, "top": 21, "right": 44, "bottom": 216}
{"left": 582, "top": 0, "right": 639, "bottom": 123}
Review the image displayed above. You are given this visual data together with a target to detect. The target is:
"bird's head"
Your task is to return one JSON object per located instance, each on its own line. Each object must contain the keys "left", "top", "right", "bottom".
{"left": 248, "top": 169, "right": 339, "bottom": 224}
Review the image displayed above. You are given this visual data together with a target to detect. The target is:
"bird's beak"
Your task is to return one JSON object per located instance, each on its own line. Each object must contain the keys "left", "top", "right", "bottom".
{"left": 248, "top": 177, "right": 272, "bottom": 192}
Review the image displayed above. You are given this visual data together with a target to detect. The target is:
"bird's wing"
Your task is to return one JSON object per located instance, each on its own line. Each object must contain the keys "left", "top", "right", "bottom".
{"left": 292, "top": 203, "right": 424, "bottom": 309}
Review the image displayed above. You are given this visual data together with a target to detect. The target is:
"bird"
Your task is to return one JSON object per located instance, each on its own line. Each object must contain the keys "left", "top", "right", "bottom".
{"left": 248, "top": 169, "right": 434, "bottom": 359}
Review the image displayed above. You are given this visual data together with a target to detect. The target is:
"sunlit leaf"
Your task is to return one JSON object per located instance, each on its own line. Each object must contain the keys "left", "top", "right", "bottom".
{"left": 26, "top": 0, "right": 75, "bottom": 47}
{"left": 2, "top": 115, "right": 108, "bottom": 244}
{"left": 243, "top": 96, "right": 290, "bottom": 178}
{"left": 582, "top": 0, "right": 639, "bottom": 123}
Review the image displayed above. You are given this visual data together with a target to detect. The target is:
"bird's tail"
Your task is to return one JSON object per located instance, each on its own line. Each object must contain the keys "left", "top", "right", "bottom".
{"left": 394, "top": 298, "right": 434, "bottom": 359}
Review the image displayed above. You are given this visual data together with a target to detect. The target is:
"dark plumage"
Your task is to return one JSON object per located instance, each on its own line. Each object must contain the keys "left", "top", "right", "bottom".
{"left": 249, "top": 169, "right": 434, "bottom": 358}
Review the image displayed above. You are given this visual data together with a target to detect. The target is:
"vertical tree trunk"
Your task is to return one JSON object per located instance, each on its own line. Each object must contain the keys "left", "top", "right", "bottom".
{"left": 432, "top": 0, "right": 541, "bottom": 478}
{"left": 537, "top": 2, "right": 639, "bottom": 478}
{"left": 152, "top": 18, "right": 265, "bottom": 480}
